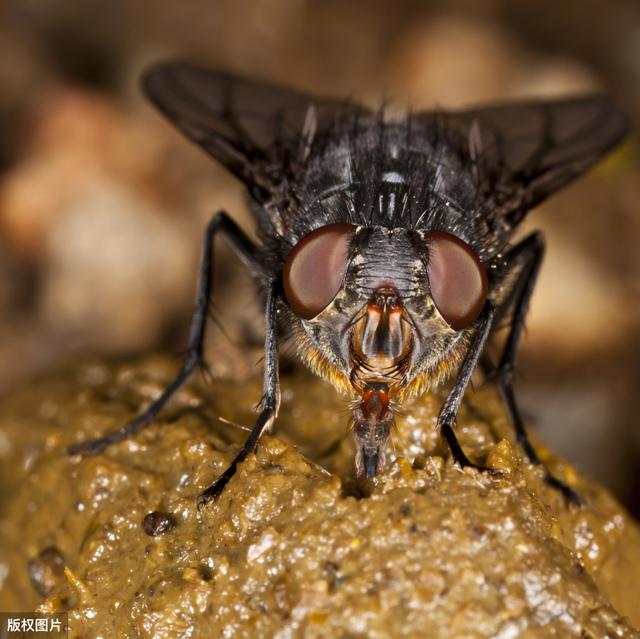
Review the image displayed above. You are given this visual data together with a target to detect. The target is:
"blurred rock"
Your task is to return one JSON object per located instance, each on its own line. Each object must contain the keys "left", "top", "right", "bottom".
{"left": 389, "top": 13, "right": 601, "bottom": 108}
{"left": 39, "top": 182, "right": 194, "bottom": 352}
{"left": 389, "top": 16, "right": 518, "bottom": 107}
{"left": 0, "top": 89, "right": 166, "bottom": 256}
{"left": 509, "top": 57, "right": 599, "bottom": 97}
{"left": 523, "top": 216, "right": 630, "bottom": 355}
{"left": 0, "top": 86, "right": 257, "bottom": 366}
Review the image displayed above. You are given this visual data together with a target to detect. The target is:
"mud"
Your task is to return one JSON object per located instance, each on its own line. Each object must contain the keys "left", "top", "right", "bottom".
{"left": 0, "top": 356, "right": 638, "bottom": 638}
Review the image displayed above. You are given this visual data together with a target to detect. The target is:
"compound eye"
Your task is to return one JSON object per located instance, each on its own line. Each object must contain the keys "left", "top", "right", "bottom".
{"left": 426, "top": 231, "right": 488, "bottom": 330}
{"left": 283, "top": 224, "right": 356, "bottom": 319}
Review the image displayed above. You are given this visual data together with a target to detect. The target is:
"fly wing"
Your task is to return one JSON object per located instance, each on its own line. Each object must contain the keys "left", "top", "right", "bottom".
{"left": 142, "top": 62, "right": 367, "bottom": 196}
{"left": 444, "top": 95, "right": 629, "bottom": 229}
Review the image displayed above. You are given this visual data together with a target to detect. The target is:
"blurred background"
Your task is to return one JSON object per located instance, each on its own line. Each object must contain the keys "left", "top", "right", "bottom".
{"left": 0, "top": 0, "right": 638, "bottom": 514}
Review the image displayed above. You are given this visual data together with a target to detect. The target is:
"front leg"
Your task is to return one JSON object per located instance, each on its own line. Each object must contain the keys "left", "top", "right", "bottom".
{"left": 68, "top": 211, "right": 264, "bottom": 455}
{"left": 439, "top": 302, "right": 495, "bottom": 468}
{"left": 198, "top": 281, "right": 280, "bottom": 508}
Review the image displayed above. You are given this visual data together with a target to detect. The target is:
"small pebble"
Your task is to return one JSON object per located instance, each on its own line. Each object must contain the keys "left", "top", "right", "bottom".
{"left": 142, "top": 511, "right": 177, "bottom": 537}
{"left": 28, "top": 545, "right": 65, "bottom": 596}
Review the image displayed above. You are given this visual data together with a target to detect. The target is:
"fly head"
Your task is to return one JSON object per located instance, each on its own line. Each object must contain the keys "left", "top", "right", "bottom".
{"left": 282, "top": 223, "right": 489, "bottom": 478}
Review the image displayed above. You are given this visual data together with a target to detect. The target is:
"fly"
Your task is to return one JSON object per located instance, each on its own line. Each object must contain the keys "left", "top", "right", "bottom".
{"left": 68, "top": 62, "right": 629, "bottom": 508}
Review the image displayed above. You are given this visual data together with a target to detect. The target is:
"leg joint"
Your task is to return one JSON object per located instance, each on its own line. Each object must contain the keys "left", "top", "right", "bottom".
{"left": 207, "top": 209, "right": 229, "bottom": 229}
{"left": 524, "top": 230, "right": 546, "bottom": 259}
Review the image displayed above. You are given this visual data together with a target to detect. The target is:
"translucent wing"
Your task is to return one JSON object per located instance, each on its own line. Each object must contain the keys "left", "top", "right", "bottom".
{"left": 443, "top": 95, "right": 629, "bottom": 228}
{"left": 142, "top": 62, "right": 368, "bottom": 195}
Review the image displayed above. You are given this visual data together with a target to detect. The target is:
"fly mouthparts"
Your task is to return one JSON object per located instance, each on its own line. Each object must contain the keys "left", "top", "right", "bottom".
{"left": 362, "top": 447, "right": 381, "bottom": 479}
{"left": 353, "top": 380, "right": 394, "bottom": 480}
{"left": 350, "top": 287, "right": 413, "bottom": 379}
{"left": 362, "top": 288, "right": 404, "bottom": 363}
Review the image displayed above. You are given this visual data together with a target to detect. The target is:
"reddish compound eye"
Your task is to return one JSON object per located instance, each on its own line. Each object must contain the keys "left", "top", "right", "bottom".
{"left": 426, "top": 231, "right": 488, "bottom": 330}
{"left": 283, "top": 224, "right": 356, "bottom": 319}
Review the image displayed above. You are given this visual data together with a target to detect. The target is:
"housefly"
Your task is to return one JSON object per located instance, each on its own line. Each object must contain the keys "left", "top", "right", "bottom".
{"left": 69, "top": 62, "right": 628, "bottom": 508}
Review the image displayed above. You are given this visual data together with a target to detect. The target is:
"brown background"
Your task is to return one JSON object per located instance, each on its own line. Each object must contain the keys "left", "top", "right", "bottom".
{"left": 0, "top": 0, "right": 639, "bottom": 513}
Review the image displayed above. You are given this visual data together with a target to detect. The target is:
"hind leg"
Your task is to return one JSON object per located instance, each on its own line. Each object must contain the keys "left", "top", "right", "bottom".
{"left": 490, "top": 232, "right": 580, "bottom": 505}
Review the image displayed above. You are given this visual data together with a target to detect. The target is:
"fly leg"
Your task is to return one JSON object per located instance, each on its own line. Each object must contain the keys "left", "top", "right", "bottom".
{"left": 68, "top": 211, "right": 264, "bottom": 456}
{"left": 439, "top": 302, "right": 495, "bottom": 469}
{"left": 490, "top": 232, "right": 581, "bottom": 505}
{"left": 198, "top": 281, "right": 280, "bottom": 508}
